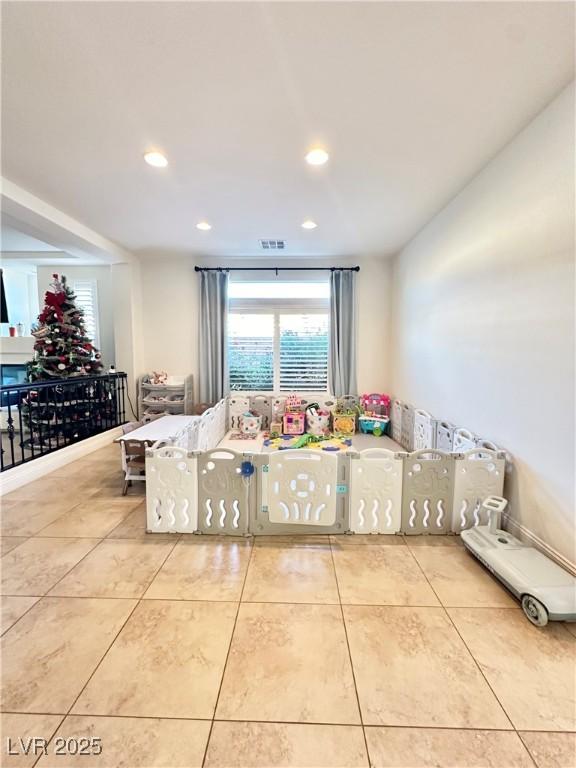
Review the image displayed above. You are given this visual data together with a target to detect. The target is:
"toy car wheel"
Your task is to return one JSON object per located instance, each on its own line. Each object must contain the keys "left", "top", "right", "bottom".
{"left": 521, "top": 595, "right": 548, "bottom": 627}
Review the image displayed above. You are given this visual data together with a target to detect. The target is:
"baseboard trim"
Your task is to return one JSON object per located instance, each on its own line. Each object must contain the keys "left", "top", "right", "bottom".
{"left": 503, "top": 512, "right": 576, "bottom": 576}
{"left": 0, "top": 427, "right": 122, "bottom": 495}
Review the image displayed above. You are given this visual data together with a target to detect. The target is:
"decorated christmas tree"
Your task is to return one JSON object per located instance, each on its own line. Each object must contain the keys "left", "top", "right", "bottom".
{"left": 27, "top": 274, "right": 104, "bottom": 381}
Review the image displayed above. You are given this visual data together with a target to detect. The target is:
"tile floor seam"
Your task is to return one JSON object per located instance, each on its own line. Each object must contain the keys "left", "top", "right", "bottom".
{"left": 30, "top": 500, "right": 84, "bottom": 537}
{"left": 30, "top": 713, "right": 68, "bottom": 768}
{"left": 328, "top": 535, "right": 372, "bottom": 766}
{"left": 201, "top": 536, "right": 256, "bottom": 768}
{"left": 407, "top": 544, "right": 518, "bottom": 733}
{"left": 3, "top": 709, "right": 567, "bottom": 732}
{"left": 515, "top": 730, "right": 547, "bottom": 768}
{"left": 1, "top": 537, "right": 103, "bottom": 600}
{"left": 1, "top": 597, "right": 44, "bottom": 637}
{"left": 55, "top": 534, "right": 181, "bottom": 722}
{"left": 0, "top": 537, "right": 31, "bottom": 557}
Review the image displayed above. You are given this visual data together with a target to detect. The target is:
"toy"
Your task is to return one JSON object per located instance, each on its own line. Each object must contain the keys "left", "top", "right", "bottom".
{"left": 269, "top": 420, "right": 283, "bottom": 438}
{"left": 461, "top": 496, "right": 576, "bottom": 627}
{"left": 360, "top": 393, "right": 391, "bottom": 417}
{"left": 151, "top": 370, "right": 168, "bottom": 385}
{"left": 359, "top": 414, "right": 389, "bottom": 437}
{"left": 283, "top": 411, "right": 305, "bottom": 435}
{"left": 282, "top": 394, "right": 305, "bottom": 435}
{"left": 306, "top": 404, "right": 331, "bottom": 437}
{"left": 333, "top": 413, "right": 356, "bottom": 437}
{"left": 239, "top": 411, "right": 262, "bottom": 434}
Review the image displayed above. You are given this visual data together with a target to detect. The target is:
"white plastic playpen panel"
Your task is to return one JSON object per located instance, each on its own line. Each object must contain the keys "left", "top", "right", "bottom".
{"left": 413, "top": 409, "right": 435, "bottom": 450}
{"left": 435, "top": 421, "right": 454, "bottom": 452}
{"left": 453, "top": 427, "right": 476, "bottom": 453}
{"left": 266, "top": 451, "right": 338, "bottom": 526}
{"left": 452, "top": 449, "right": 505, "bottom": 532}
{"left": 146, "top": 446, "right": 198, "bottom": 534}
{"left": 196, "top": 449, "right": 250, "bottom": 535}
{"left": 391, "top": 399, "right": 403, "bottom": 443}
{"left": 401, "top": 450, "right": 454, "bottom": 535}
{"left": 228, "top": 396, "right": 250, "bottom": 430}
{"left": 349, "top": 449, "right": 403, "bottom": 534}
{"left": 400, "top": 403, "right": 415, "bottom": 451}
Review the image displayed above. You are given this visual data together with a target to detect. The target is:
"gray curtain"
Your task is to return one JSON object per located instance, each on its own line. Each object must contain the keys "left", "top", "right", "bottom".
{"left": 329, "top": 269, "right": 357, "bottom": 396}
{"left": 199, "top": 270, "right": 229, "bottom": 402}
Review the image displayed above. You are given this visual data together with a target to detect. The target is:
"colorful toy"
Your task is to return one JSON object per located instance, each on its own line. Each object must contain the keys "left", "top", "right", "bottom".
{"left": 285, "top": 393, "right": 301, "bottom": 410}
{"left": 283, "top": 411, "right": 305, "bottom": 435}
{"left": 269, "top": 420, "right": 283, "bottom": 438}
{"left": 333, "top": 412, "right": 356, "bottom": 437}
{"left": 305, "top": 404, "right": 331, "bottom": 437}
{"left": 239, "top": 411, "right": 262, "bottom": 434}
{"left": 359, "top": 414, "right": 390, "bottom": 437}
{"left": 360, "top": 393, "right": 391, "bottom": 417}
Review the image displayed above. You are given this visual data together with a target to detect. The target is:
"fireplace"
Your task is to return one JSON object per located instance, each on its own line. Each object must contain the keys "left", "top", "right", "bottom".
{"left": 1, "top": 363, "right": 28, "bottom": 387}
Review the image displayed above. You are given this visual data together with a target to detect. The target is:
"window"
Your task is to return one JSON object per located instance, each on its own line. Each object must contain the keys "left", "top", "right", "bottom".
{"left": 228, "top": 281, "right": 329, "bottom": 392}
{"left": 73, "top": 280, "right": 100, "bottom": 348}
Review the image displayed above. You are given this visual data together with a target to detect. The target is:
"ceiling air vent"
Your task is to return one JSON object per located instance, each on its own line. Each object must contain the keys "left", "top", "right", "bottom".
{"left": 259, "top": 239, "right": 285, "bottom": 250}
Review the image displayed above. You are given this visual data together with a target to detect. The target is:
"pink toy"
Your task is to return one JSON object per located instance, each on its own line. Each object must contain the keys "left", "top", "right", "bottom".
{"left": 360, "top": 393, "right": 391, "bottom": 418}
{"left": 285, "top": 394, "right": 301, "bottom": 411}
{"left": 283, "top": 411, "right": 305, "bottom": 435}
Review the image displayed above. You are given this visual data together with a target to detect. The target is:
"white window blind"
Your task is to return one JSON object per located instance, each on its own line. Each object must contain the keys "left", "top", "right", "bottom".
{"left": 279, "top": 314, "right": 329, "bottom": 391}
{"left": 227, "top": 280, "right": 330, "bottom": 393}
{"left": 228, "top": 313, "right": 274, "bottom": 391}
{"left": 73, "top": 280, "right": 100, "bottom": 348}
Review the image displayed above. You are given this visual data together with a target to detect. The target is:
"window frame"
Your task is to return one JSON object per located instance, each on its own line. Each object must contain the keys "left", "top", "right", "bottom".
{"left": 228, "top": 294, "right": 330, "bottom": 394}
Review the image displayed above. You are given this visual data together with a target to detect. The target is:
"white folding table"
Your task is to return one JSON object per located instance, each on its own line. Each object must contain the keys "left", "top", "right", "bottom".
{"left": 115, "top": 415, "right": 200, "bottom": 446}
{"left": 115, "top": 415, "right": 200, "bottom": 494}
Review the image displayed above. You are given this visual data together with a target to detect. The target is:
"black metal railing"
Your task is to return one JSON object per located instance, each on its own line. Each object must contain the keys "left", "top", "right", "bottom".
{"left": 0, "top": 372, "right": 127, "bottom": 472}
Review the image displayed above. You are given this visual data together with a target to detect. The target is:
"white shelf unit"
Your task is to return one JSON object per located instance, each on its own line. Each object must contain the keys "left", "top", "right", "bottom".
{"left": 138, "top": 374, "right": 194, "bottom": 420}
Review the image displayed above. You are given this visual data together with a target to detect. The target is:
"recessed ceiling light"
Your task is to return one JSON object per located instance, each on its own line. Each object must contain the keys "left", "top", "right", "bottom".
{"left": 196, "top": 221, "right": 212, "bottom": 231}
{"left": 305, "top": 147, "right": 329, "bottom": 166}
{"left": 301, "top": 219, "right": 318, "bottom": 230}
{"left": 144, "top": 151, "right": 168, "bottom": 168}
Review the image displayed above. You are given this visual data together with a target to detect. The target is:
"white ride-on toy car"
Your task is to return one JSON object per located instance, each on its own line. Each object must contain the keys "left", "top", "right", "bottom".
{"left": 461, "top": 496, "right": 576, "bottom": 627}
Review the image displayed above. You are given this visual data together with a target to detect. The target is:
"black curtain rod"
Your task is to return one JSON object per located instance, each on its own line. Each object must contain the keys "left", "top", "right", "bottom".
{"left": 194, "top": 266, "right": 360, "bottom": 273}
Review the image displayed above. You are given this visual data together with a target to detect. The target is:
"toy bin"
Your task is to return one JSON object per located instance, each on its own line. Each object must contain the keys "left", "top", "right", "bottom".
{"left": 359, "top": 415, "right": 389, "bottom": 436}
{"left": 283, "top": 411, "right": 305, "bottom": 435}
{"left": 239, "top": 412, "right": 262, "bottom": 434}
{"left": 306, "top": 407, "right": 331, "bottom": 437}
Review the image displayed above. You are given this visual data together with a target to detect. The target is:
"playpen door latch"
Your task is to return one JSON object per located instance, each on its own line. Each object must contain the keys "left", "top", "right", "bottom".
{"left": 336, "top": 484, "right": 348, "bottom": 494}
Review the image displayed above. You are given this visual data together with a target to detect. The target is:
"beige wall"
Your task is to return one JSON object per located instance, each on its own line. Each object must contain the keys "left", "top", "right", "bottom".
{"left": 139, "top": 255, "right": 392, "bottom": 397}
{"left": 390, "top": 85, "right": 575, "bottom": 565}
{"left": 37, "top": 265, "right": 115, "bottom": 367}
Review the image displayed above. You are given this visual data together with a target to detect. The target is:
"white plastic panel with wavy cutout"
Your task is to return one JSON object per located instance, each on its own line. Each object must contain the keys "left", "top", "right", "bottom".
{"left": 146, "top": 446, "right": 198, "bottom": 533}
{"left": 452, "top": 449, "right": 505, "bottom": 532}
{"left": 349, "top": 449, "right": 403, "bottom": 534}
{"left": 413, "top": 409, "right": 435, "bottom": 451}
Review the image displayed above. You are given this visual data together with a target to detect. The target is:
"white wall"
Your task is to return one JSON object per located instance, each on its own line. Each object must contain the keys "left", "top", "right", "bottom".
{"left": 0, "top": 262, "right": 39, "bottom": 336}
{"left": 139, "top": 255, "right": 392, "bottom": 397}
{"left": 37, "top": 265, "right": 115, "bottom": 367}
{"left": 390, "top": 84, "right": 575, "bottom": 565}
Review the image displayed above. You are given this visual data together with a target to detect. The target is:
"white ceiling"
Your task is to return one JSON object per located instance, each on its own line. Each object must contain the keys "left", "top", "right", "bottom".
{"left": 2, "top": 1, "right": 574, "bottom": 259}
{"left": 1, "top": 223, "right": 60, "bottom": 253}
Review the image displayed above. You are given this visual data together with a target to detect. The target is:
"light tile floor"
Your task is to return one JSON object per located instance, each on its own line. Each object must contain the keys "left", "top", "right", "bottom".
{"left": 1, "top": 443, "right": 575, "bottom": 767}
